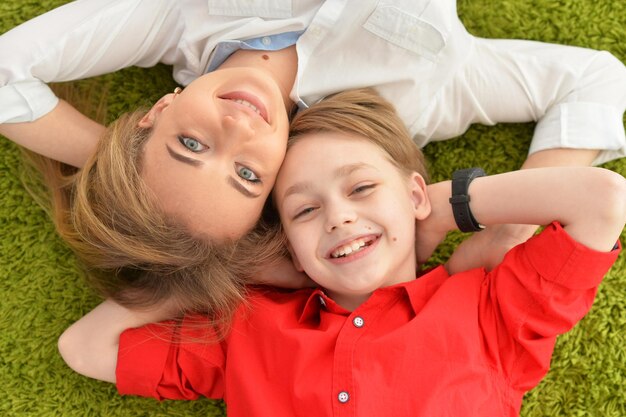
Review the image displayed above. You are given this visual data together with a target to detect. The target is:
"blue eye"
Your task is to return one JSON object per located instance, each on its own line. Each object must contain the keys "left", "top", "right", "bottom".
{"left": 238, "top": 165, "right": 260, "bottom": 183}
{"left": 178, "top": 136, "right": 207, "bottom": 153}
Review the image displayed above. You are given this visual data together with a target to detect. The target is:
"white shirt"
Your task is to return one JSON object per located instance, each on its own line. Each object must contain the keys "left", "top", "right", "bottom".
{"left": 1, "top": 0, "right": 625, "bottom": 164}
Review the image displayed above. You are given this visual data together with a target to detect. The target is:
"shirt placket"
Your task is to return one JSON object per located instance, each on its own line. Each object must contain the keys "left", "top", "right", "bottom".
{"left": 330, "top": 303, "right": 379, "bottom": 417}
{"left": 291, "top": 0, "right": 349, "bottom": 110}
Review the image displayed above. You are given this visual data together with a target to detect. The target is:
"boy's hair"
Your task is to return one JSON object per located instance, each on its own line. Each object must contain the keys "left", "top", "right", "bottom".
{"left": 289, "top": 88, "right": 429, "bottom": 182}
{"left": 22, "top": 108, "right": 284, "bottom": 321}
{"left": 266, "top": 88, "right": 429, "bottom": 264}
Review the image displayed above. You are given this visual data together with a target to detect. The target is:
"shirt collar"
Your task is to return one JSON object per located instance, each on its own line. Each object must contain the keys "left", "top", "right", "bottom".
{"left": 298, "top": 288, "right": 342, "bottom": 324}
{"left": 297, "top": 265, "right": 451, "bottom": 324}
{"left": 206, "top": 30, "right": 304, "bottom": 73}
{"left": 404, "top": 265, "right": 450, "bottom": 314}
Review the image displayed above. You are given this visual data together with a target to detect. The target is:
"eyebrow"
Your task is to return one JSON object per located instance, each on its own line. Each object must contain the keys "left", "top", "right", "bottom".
{"left": 282, "top": 162, "right": 372, "bottom": 200}
{"left": 166, "top": 145, "right": 203, "bottom": 167}
{"left": 227, "top": 176, "right": 261, "bottom": 199}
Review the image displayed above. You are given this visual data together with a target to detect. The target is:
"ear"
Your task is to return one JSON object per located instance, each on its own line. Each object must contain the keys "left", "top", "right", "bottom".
{"left": 137, "top": 93, "right": 175, "bottom": 128}
{"left": 287, "top": 241, "right": 305, "bottom": 272}
{"left": 408, "top": 172, "right": 431, "bottom": 220}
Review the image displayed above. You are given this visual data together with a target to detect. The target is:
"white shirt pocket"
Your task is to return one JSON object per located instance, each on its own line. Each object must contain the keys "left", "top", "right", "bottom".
{"left": 363, "top": 4, "right": 446, "bottom": 61}
{"left": 207, "top": 0, "right": 292, "bottom": 19}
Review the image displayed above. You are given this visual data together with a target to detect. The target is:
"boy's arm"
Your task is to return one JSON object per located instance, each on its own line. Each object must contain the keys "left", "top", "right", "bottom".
{"left": 419, "top": 167, "right": 625, "bottom": 270}
{"left": 438, "top": 148, "right": 602, "bottom": 273}
{"left": 58, "top": 298, "right": 179, "bottom": 383}
{"left": 469, "top": 167, "right": 624, "bottom": 251}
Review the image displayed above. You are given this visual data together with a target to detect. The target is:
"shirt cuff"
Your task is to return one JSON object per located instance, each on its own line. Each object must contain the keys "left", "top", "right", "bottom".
{"left": 116, "top": 322, "right": 176, "bottom": 400}
{"left": 0, "top": 80, "right": 59, "bottom": 123}
{"left": 523, "top": 222, "right": 621, "bottom": 290}
{"left": 530, "top": 102, "right": 626, "bottom": 166}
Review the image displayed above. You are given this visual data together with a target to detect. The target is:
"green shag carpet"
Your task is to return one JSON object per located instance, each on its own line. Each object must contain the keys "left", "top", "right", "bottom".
{"left": 1, "top": 1, "right": 625, "bottom": 416}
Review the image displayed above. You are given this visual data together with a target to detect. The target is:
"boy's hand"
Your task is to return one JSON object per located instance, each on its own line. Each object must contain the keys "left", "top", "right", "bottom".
{"left": 445, "top": 224, "right": 537, "bottom": 274}
{"left": 415, "top": 221, "right": 448, "bottom": 265}
{"left": 415, "top": 181, "right": 455, "bottom": 265}
{"left": 58, "top": 298, "right": 180, "bottom": 384}
{"left": 250, "top": 256, "right": 316, "bottom": 289}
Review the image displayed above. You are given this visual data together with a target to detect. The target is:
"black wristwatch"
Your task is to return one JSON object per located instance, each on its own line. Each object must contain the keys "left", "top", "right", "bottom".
{"left": 449, "top": 168, "right": 486, "bottom": 232}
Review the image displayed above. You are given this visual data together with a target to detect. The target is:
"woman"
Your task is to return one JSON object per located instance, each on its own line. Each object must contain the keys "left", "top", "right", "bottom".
{"left": 0, "top": 0, "right": 624, "bottom": 311}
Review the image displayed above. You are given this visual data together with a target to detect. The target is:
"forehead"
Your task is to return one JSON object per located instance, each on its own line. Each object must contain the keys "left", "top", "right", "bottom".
{"left": 275, "top": 133, "right": 395, "bottom": 192}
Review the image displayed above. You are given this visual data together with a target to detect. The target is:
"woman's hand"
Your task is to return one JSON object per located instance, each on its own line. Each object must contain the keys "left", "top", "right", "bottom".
{"left": 0, "top": 99, "right": 103, "bottom": 167}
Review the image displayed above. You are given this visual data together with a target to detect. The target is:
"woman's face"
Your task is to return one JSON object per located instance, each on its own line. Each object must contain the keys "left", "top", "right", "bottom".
{"left": 140, "top": 67, "right": 291, "bottom": 240}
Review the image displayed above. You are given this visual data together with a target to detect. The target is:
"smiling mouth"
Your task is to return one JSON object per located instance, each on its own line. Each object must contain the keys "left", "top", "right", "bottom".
{"left": 231, "top": 98, "right": 261, "bottom": 115}
{"left": 330, "top": 235, "right": 378, "bottom": 259}
{"left": 219, "top": 91, "right": 270, "bottom": 124}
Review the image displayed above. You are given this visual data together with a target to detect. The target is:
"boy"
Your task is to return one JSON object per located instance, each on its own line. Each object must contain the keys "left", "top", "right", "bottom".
{"left": 59, "top": 90, "right": 625, "bottom": 416}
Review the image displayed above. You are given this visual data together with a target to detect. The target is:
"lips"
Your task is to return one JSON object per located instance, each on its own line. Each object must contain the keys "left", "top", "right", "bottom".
{"left": 219, "top": 91, "right": 270, "bottom": 124}
{"left": 326, "top": 234, "right": 380, "bottom": 262}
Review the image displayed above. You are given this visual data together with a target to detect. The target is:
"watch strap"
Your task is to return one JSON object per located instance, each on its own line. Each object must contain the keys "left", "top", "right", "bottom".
{"left": 449, "top": 168, "right": 486, "bottom": 232}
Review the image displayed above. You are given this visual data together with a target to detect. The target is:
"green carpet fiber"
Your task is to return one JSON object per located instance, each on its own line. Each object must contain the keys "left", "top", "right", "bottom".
{"left": 1, "top": 1, "right": 625, "bottom": 416}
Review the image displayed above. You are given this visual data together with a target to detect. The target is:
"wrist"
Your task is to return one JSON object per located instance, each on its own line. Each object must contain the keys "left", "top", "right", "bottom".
{"left": 449, "top": 168, "right": 486, "bottom": 232}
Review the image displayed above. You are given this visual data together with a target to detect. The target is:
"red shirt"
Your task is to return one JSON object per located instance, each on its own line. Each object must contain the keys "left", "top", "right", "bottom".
{"left": 117, "top": 223, "right": 620, "bottom": 416}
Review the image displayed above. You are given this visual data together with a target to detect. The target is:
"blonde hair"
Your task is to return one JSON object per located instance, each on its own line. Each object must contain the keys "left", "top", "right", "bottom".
{"left": 23, "top": 108, "right": 284, "bottom": 319}
{"left": 21, "top": 87, "right": 423, "bottom": 321}
{"left": 289, "top": 88, "right": 429, "bottom": 182}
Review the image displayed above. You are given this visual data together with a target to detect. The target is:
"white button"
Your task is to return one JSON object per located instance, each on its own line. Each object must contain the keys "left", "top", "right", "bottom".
{"left": 319, "top": 296, "right": 326, "bottom": 307}
{"left": 353, "top": 316, "right": 364, "bottom": 328}
{"left": 338, "top": 391, "right": 350, "bottom": 403}
{"left": 261, "top": 36, "right": 272, "bottom": 46}
{"left": 307, "top": 25, "right": 322, "bottom": 38}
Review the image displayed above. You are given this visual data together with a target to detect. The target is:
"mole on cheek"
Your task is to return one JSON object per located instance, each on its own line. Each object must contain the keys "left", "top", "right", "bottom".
{"left": 392, "top": 237, "right": 397, "bottom": 242}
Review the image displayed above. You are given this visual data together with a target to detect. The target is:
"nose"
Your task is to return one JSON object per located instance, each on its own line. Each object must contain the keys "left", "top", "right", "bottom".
{"left": 222, "top": 115, "right": 255, "bottom": 144}
{"left": 325, "top": 200, "right": 358, "bottom": 233}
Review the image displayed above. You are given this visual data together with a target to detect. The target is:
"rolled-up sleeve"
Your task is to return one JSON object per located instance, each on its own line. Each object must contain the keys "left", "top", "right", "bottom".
{"left": 479, "top": 222, "right": 620, "bottom": 392}
{"left": 436, "top": 38, "right": 626, "bottom": 165}
{"left": 528, "top": 50, "right": 626, "bottom": 165}
{"left": 0, "top": 0, "right": 182, "bottom": 124}
{"left": 117, "top": 317, "right": 227, "bottom": 401}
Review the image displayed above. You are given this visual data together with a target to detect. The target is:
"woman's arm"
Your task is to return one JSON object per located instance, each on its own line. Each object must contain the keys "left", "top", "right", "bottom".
{"left": 0, "top": 0, "right": 181, "bottom": 162}
{"left": 58, "top": 299, "right": 179, "bottom": 383}
{"left": 0, "top": 100, "right": 104, "bottom": 167}
{"left": 418, "top": 167, "right": 625, "bottom": 269}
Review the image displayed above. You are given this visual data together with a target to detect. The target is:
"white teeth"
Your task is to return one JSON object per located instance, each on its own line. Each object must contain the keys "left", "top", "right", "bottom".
{"left": 331, "top": 238, "right": 368, "bottom": 259}
{"left": 233, "top": 99, "right": 261, "bottom": 115}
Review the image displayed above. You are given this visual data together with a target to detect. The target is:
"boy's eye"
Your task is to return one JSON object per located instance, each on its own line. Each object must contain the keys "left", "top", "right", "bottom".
{"left": 294, "top": 207, "right": 315, "bottom": 220}
{"left": 351, "top": 184, "right": 376, "bottom": 195}
{"left": 178, "top": 136, "right": 207, "bottom": 153}
{"left": 237, "top": 165, "right": 261, "bottom": 183}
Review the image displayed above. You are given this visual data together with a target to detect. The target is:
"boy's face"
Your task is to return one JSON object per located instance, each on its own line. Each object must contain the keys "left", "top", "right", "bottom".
{"left": 274, "top": 133, "right": 430, "bottom": 310}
